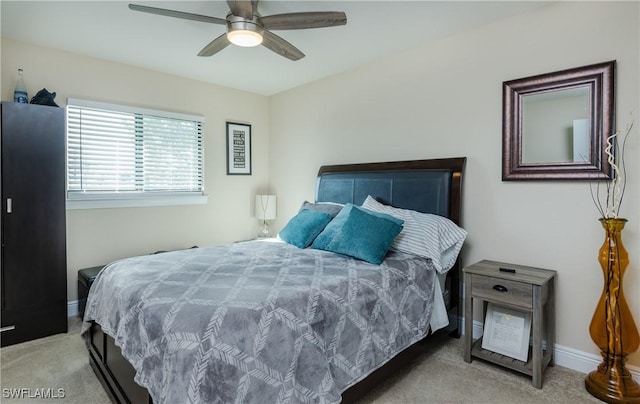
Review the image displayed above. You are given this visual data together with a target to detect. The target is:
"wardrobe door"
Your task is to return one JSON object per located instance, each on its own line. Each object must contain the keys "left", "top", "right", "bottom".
{"left": 1, "top": 102, "right": 67, "bottom": 346}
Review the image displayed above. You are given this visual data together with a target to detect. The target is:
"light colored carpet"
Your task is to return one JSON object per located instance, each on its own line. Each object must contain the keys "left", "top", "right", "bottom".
{"left": 0, "top": 317, "right": 602, "bottom": 404}
{"left": 1, "top": 317, "right": 110, "bottom": 404}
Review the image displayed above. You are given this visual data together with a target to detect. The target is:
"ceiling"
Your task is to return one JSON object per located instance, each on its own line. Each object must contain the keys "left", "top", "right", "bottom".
{"left": 1, "top": 1, "right": 550, "bottom": 96}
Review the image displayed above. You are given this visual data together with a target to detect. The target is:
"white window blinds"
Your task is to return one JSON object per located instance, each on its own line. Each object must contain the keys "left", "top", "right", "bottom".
{"left": 67, "top": 99, "right": 205, "bottom": 208}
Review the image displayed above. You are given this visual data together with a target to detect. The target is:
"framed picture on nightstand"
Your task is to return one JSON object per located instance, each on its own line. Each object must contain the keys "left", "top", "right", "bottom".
{"left": 481, "top": 303, "right": 532, "bottom": 362}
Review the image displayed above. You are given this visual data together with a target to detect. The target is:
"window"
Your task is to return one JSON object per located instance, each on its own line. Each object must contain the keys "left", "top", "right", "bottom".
{"left": 66, "top": 98, "right": 206, "bottom": 209}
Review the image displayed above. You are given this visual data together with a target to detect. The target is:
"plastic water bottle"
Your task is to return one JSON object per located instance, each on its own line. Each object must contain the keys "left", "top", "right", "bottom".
{"left": 13, "top": 68, "right": 28, "bottom": 103}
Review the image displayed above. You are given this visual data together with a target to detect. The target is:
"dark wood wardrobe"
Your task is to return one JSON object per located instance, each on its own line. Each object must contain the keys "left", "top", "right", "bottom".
{"left": 1, "top": 101, "right": 67, "bottom": 347}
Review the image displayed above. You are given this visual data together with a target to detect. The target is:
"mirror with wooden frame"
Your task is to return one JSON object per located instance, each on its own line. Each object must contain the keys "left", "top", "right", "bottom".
{"left": 502, "top": 61, "right": 615, "bottom": 180}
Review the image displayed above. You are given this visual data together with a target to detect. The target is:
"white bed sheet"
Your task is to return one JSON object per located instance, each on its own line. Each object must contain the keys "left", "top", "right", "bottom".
{"left": 430, "top": 273, "right": 450, "bottom": 332}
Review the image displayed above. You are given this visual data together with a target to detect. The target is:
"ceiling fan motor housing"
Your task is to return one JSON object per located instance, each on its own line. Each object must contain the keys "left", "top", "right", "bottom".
{"left": 227, "top": 15, "right": 264, "bottom": 47}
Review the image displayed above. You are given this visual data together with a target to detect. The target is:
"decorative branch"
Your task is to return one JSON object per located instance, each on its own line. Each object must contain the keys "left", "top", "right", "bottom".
{"left": 595, "top": 114, "right": 634, "bottom": 219}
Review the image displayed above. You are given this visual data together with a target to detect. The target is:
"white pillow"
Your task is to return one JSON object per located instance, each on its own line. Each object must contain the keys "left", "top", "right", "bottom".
{"left": 361, "top": 195, "right": 467, "bottom": 273}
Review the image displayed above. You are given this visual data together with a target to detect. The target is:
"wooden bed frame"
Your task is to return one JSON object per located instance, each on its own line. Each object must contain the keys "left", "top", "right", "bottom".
{"left": 86, "top": 157, "right": 466, "bottom": 404}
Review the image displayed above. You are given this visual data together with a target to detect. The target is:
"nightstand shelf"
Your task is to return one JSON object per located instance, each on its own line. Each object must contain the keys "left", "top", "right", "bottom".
{"left": 469, "top": 337, "right": 552, "bottom": 376}
{"left": 463, "top": 260, "right": 556, "bottom": 389}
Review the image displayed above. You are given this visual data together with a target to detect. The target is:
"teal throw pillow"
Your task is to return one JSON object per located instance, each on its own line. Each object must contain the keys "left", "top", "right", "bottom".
{"left": 279, "top": 210, "right": 333, "bottom": 248}
{"left": 311, "top": 204, "right": 402, "bottom": 250}
{"left": 314, "top": 204, "right": 404, "bottom": 264}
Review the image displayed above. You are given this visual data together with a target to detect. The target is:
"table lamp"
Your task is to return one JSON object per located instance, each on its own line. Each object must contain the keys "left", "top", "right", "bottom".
{"left": 255, "top": 194, "right": 276, "bottom": 238}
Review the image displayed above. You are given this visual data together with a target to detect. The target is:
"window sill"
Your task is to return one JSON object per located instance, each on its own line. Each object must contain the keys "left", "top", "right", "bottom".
{"left": 66, "top": 195, "right": 208, "bottom": 210}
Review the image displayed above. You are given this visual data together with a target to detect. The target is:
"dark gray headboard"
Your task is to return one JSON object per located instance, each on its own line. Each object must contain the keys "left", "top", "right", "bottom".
{"left": 316, "top": 158, "right": 465, "bottom": 225}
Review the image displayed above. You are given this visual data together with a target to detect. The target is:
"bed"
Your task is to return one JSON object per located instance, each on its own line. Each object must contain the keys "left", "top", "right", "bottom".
{"left": 82, "top": 157, "right": 466, "bottom": 404}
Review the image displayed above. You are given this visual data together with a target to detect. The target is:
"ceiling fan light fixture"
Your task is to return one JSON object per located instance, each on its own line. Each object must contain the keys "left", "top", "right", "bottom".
{"left": 227, "top": 18, "right": 263, "bottom": 47}
{"left": 228, "top": 29, "right": 263, "bottom": 47}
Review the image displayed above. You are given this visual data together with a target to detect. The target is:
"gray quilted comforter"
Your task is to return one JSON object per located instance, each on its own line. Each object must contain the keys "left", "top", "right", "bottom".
{"left": 81, "top": 240, "right": 438, "bottom": 404}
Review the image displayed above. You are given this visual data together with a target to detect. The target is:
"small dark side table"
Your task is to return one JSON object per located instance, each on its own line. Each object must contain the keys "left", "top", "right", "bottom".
{"left": 77, "top": 265, "right": 105, "bottom": 319}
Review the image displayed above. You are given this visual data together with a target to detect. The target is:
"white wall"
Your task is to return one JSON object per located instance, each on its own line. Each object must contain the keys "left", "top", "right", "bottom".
{"left": 1, "top": 39, "right": 271, "bottom": 302}
{"left": 269, "top": 1, "right": 640, "bottom": 368}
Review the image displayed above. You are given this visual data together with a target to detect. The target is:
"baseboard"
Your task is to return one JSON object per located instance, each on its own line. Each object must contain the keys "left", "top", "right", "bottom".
{"left": 468, "top": 318, "right": 640, "bottom": 382}
{"left": 67, "top": 299, "right": 80, "bottom": 318}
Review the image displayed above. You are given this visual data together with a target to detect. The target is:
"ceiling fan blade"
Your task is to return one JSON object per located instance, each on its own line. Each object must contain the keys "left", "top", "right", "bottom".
{"left": 261, "top": 30, "right": 304, "bottom": 61}
{"left": 226, "top": 0, "right": 256, "bottom": 20}
{"left": 260, "top": 12, "right": 347, "bottom": 30}
{"left": 128, "top": 4, "right": 227, "bottom": 25}
{"left": 197, "top": 34, "right": 231, "bottom": 57}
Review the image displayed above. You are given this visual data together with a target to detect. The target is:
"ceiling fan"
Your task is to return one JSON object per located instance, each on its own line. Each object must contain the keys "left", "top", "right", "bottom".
{"left": 128, "top": 1, "right": 347, "bottom": 61}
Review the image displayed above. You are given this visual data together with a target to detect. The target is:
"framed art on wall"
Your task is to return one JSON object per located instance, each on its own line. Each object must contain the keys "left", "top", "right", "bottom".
{"left": 226, "top": 122, "right": 251, "bottom": 175}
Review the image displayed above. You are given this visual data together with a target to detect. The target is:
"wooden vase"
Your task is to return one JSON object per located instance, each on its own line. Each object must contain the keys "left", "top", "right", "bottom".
{"left": 585, "top": 218, "right": 640, "bottom": 403}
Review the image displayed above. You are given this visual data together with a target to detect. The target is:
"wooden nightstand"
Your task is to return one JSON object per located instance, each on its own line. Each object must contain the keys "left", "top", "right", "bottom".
{"left": 463, "top": 260, "right": 557, "bottom": 389}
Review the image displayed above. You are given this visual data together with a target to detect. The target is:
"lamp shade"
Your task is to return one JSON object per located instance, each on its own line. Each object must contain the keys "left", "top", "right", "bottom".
{"left": 255, "top": 195, "right": 276, "bottom": 220}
